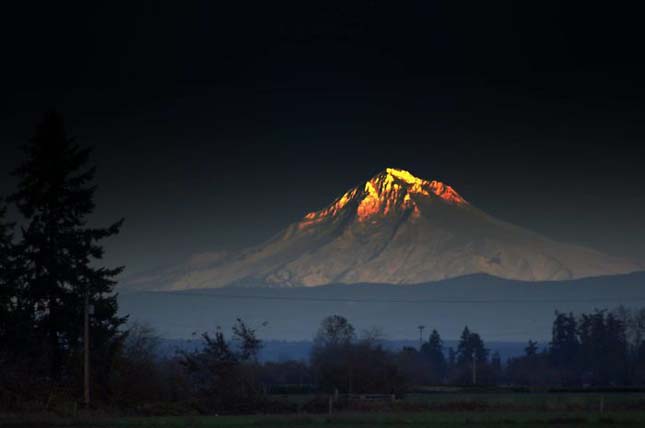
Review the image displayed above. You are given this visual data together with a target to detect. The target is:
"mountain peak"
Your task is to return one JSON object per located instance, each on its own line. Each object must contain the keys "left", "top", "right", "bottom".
{"left": 355, "top": 168, "right": 467, "bottom": 222}
{"left": 379, "top": 168, "right": 466, "bottom": 205}
{"left": 297, "top": 168, "right": 468, "bottom": 230}
{"left": 383, "top": 167, "right": 424, "bottom": 184}
{"left": 377, "top": 168, "right": 426, "bottom": 185}
{"left": 370, "top": 167, "right": 467, "bottom": 205}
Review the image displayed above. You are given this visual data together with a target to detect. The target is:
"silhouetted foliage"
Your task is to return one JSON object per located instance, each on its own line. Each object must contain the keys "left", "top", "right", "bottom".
{"left": 260, "top": 360, "right": 313, "bottom": 392}
{"left": 577, "top": 310, "right": 628, "bottom": 385}
{"left": 313, "top": 314, "right": 356, "bottom": 349}
{"left": 505, "top": 310, "right": 633, "bottom": 387}
{"left": 456, "top": 326, "right": 489, "bottom": 366}
{"left": 6, "top": 111, "right": 126, "bottom": 395}
{"left": 0, "top": 202, "right": 36, "bottom": 387}
{"left": 420, "top": 329, "right": 446, "bottom": 383}
{"left": 310, "top": 315, "right": 357, "bottom": 393}
{"left": 525, "top": 340, "right": 539, "bottom": 357}
{"left": 549, "top": 312, "right": 579, "bottom": 385}
{"left": 490, "top": 351, "right": 502, "bottom": 381}
{"left": 0, "top": 201, "right": 16, "bottom": 346}
{"left": 181, "top": 320, "right": 263, "bottom": 413}
{"left": 232, "top": 318, "right": 263, "bottom": 362}
{"left": 449, "top": 326, "right": 495, "bottom": 384}
{"left": 110, "top": 322, "right": 166, "bottom": 406}
{"left": 614, "top": 306, "right": 645, "bottom": 383}
{"left": 3, "top": 306, "right": 645, "bottom": 414}
{"left": 311, "top": 315, "right": 405, "bottom": 394}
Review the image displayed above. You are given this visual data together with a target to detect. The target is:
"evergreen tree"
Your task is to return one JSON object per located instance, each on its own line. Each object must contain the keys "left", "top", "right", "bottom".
{"left": 421, "top": 329, "right": 446, "bottom": 382}
{"left": 549, "top": 312, "right": 579, "bottom": 385}
{"left": 636, "top": 340, "right": 645, "bottom": 382}
{"left": 490, "top": 351, "right": 503, "bottom": 382}
{"left": 605, "top": 312, "right": 628, "bottom": 384}
{"left": 8, "top": 111, "right": 126, "bottom": 385}
{"left": 0, "top": 202, "right": 17, "bottom": 348}
{"left": 456, "top": 326, "right": 488, "bottom": 365}
{"left": 614, "top": 306, "right": 645, "bottom": 383}
{"left": 577, "top": 311, "right": 603, "bottom": 384}
{"left": 525, "top": 340, "right": 539, "bottom": 357}
{"left": 456, "top": 326, "right": 471, "bottom": 365}
{"left": 572, "top": 309, "right": 629, "bottom": 385}
{"left": 0, "top": 201, "right": 33, "bottom": 366}
{"left": 447, "top": 347, "right": 456, "bottom": 368}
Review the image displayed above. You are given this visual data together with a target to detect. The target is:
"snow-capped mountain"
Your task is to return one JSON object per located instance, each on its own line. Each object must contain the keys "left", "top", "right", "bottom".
{"left": 127, "top": 168, "right": 639, "bottom": 290}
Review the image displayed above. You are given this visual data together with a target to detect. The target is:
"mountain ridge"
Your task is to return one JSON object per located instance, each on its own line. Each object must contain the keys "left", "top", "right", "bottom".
{"left": 119, "top": 271, "right": 645, "bottom": 340}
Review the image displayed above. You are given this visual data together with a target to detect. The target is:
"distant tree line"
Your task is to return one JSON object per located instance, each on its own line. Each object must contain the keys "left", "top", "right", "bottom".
{"left": 506, "top": 307, "right": 645, "bottom": 387}
{"left": 82, "top": 309, "right": 645, "bottom": 414}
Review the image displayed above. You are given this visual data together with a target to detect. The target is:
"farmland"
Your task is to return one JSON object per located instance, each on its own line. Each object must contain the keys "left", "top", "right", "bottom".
{"left": 3, "top": 392, "right": 645, "bottom": 427}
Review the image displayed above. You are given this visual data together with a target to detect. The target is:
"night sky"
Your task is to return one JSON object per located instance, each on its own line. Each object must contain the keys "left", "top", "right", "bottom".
{"left": 1, "top": 1, "right": 644, "bottom": 276}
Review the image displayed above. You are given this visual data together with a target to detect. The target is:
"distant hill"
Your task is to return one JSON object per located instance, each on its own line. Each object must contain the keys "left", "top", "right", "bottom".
{"left": 119, "top": 271, "right": 645, "bottom": 341}
{"left": 125, "top": 168, "right": 639, "bottom": 291}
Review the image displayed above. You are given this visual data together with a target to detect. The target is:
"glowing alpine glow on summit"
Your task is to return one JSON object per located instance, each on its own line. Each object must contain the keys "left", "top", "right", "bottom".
{"left": 385, "top": 168, "right": 425, "bottom": 184}
{"left": 298, "top": 168, "right": 467, "bottom": 228}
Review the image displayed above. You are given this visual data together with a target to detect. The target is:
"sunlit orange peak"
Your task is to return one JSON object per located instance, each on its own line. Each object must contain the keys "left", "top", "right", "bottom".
{"left": 382, "top": 168, "right": 466, "bottom": 203}
{"left": 299, "top": 167, "right": 467, "bottom": 229}
{"left": 356, "top": 181, "right": 381, "bottom": 221}
{"left": 385, "top": 168, "right": 425, "bottom": 185}
{"left": 298, "top": 188, "right": 358, "bottom": 230}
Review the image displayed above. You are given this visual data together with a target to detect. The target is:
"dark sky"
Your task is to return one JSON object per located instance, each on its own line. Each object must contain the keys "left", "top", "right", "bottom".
{"left": 1, "top": 1, "right": 644, "bottom": 276}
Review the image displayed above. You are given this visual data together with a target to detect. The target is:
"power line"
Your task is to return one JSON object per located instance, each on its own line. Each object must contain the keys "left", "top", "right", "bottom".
{"left": 138, "top": 290, "right": 645, "bottom": 305}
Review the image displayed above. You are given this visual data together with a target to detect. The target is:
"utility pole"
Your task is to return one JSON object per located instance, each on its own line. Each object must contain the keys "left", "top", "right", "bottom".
{"left": 83, "top": 291, "right": 90, "bottom": 407}
{"left": 417, "top": 325, "right": 425, "bottom": 350}
{"left": 472, "top": 350, "right": 477, "bottom": 385}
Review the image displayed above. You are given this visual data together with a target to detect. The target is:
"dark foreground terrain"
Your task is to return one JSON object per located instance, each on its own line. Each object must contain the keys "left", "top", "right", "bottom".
{"left": 3, "top": 413, "right": 645, "bottom": 428}
{"left": 4, "top": 393, "right": 645, "bottom": 427}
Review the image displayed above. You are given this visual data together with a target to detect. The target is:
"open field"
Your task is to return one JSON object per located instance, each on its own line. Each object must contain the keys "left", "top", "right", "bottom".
{"left": 254, "top": 391, "right": 645, "bottom": 412}
{"left": 3, "top": 412, "right": 645, "bottom": 428}
{"left": 402, "top": 391, "right": 645, "bottom": 410}
{"left": 3, "top": 393, "right": 645, "bottom": 427}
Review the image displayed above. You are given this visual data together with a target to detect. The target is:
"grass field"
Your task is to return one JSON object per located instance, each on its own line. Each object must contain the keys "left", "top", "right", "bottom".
{"left": 3, "top": 393, "right": 645, "bottom": 427}
{"left": 4, "top": 412, "right": 645, "bottom": 428}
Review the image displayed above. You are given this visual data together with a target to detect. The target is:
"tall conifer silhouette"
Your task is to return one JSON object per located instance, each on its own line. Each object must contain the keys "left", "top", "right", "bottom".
{"left": 9, "top": 111, "right": 126, "bottom": 382}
